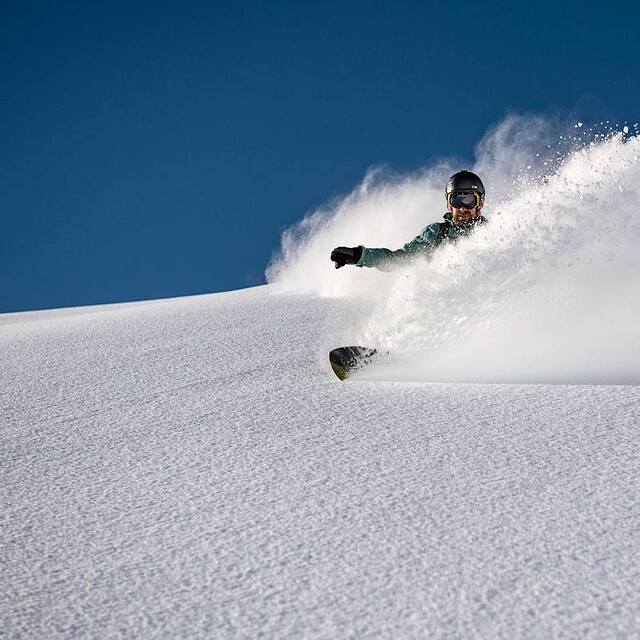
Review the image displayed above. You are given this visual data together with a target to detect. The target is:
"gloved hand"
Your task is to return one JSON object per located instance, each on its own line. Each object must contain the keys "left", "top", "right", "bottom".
{"left": 330, "top": 245, "right": 363, "bottom": 269}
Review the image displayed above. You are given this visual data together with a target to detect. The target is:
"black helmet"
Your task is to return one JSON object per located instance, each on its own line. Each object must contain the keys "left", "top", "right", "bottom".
{"left": 445, "top": 170, "right": 485, "bottom": 197}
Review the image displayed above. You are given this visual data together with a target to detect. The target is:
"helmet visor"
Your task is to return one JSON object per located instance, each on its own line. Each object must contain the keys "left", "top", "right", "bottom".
{"left": 448, "top": 192, "right": 481, "bottom": 209}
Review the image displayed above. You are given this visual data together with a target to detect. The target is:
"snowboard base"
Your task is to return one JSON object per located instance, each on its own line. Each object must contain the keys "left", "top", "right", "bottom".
{"left": 329, "top": 346, "right": 378, "bottom": 380}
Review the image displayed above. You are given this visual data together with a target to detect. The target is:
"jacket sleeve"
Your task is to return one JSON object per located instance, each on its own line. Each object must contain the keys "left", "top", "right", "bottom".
{"left": 356, "top": 223, "right": 442, "bottom": 271}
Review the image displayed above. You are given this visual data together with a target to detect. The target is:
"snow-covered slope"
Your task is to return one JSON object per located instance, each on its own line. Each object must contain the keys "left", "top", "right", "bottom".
{"left": 2, "top": 285, "right": 639, "bottom": 638}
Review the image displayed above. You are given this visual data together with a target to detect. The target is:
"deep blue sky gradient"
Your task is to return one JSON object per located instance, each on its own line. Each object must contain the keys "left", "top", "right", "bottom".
{"left": 2, "top": 0, "right": 639, "bottom": 312}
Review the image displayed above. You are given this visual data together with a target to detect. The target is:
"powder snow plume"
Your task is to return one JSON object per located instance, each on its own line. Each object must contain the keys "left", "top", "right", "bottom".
{"left": 267, "top": 115, "right": 640, "bottom": 384}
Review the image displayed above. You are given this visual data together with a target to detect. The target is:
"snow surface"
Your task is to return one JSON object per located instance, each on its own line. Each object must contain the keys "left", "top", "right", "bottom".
{"left": 3, "top": 118, "right": 640, "bottom": 637}
{"left": 2, "top": 285, "right": 639, "bottom": 638}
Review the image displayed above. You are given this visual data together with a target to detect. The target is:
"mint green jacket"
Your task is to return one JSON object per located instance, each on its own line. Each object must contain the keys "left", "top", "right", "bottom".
{"left": 356, "top": 212, "right": 486, "bottom": 271}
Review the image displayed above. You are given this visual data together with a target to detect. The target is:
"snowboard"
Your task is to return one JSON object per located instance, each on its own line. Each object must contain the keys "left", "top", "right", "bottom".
{"left": 329, "top": 346, "right": 379, "bottom": 380}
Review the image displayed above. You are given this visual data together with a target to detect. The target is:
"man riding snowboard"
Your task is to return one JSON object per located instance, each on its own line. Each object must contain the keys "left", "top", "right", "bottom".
{"left": 330, "top": 170, "right": 487, "bottom": 271}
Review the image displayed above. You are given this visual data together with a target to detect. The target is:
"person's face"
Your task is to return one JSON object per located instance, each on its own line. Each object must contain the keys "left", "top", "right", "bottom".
{"left": 447, "top": 192, "right": 484, "bottom": 225}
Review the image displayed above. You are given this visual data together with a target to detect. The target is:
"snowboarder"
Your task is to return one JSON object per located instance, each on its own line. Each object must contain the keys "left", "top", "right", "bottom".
{"left": 330, "top": 170, "right": 487, "bottom": 271}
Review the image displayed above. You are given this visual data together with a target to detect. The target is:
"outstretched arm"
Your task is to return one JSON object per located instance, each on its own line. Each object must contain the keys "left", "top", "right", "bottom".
{"left": 355, "top": 223, "right": 442, "bottom": 271}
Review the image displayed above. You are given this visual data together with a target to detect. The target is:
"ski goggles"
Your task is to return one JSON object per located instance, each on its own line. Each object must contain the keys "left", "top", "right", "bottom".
{"left": 447, "top": 191, "right": 482, "bottom": 209}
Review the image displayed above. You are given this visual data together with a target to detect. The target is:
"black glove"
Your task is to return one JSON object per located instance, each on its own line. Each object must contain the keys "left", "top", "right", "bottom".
{"left": 331, "top": 245, "right": 363, "bottom": 269}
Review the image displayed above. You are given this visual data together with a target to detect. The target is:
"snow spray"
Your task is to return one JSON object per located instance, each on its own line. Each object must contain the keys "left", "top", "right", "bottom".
{"left": 268, "top": 115, "right": 640, "bottom": 384}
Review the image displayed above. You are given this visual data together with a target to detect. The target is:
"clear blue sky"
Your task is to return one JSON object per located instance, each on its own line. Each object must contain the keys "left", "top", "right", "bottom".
{"left": 2, "top": 0, "right": 638, "bottom": 312}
